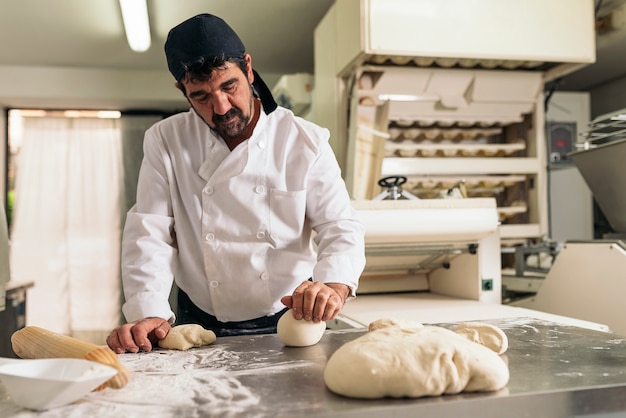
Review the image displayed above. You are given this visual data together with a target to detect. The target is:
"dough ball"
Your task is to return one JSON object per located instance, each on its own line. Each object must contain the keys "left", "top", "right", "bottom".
{"left": 454, "top": 322, "right": 509, "bottom": 355}
{"left": 158, "top": 324, "right": 216, "bottom": 351}
{"left": 277, "top": 309, "right": 326, "bottom": 347}
{"left": 324, "top": 323, "right": 509, "bottom": 399}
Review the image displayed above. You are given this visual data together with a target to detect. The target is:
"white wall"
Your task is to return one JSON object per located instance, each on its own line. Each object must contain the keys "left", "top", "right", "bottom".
{"left": 0, "top": 65, "right": 188, "bottom": 111}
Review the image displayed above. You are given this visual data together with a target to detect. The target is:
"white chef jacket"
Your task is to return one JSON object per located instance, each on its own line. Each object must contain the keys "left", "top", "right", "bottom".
{"left": 121, "top": 106, "right": 366, "bottom": 323}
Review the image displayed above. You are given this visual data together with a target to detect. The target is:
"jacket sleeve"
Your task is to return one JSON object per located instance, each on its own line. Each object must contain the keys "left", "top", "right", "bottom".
{"left": 306, "top": 139, "right": 366, "bottom": 296}
{"left": 121, "top": 127, "right": 178, "bottom": 322}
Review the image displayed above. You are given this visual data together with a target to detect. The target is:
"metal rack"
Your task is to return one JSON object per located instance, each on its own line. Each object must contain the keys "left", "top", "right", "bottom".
{"left": 578, "top": 108, "right": 626, "bottom": 147}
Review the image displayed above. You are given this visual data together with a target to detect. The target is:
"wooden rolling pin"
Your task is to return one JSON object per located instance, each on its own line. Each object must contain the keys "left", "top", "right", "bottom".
{"left": 11, "top": 326, "right": 130, "bottom": 390}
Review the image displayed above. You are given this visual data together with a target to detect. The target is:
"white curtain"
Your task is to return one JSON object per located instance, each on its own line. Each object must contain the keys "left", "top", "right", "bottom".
{"left": 10, "top": 117, "right": 124, "bottom": 337}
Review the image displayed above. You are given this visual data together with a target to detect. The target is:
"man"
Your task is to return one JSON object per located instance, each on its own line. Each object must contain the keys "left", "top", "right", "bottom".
{"left": 106, "top": 13, "right": 365, "bottom": 354}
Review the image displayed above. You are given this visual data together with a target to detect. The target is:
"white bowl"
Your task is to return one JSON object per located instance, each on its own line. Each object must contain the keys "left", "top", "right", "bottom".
{"left": 0, "top": 358, "right": 117, "bottom": 410}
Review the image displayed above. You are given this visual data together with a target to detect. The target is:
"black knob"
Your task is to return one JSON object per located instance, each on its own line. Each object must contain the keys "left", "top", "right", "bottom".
{"left": 378, "top": 175, "right": 407, "bottom": 188}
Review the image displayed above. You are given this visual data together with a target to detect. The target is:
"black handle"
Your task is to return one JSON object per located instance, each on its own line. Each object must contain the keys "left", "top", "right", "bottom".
{"left": 378, "top": 175, "right": 407, "bottom": 188}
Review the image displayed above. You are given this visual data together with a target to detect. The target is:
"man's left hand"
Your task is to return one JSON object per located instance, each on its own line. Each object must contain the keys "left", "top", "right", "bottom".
{"left": 280, "top": 281, "right": 350, "bottom": 323}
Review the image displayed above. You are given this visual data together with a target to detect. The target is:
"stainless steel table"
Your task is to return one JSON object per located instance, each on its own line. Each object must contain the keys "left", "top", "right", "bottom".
{"left": 2, "top": 317, "right": 626, "bottom": 417}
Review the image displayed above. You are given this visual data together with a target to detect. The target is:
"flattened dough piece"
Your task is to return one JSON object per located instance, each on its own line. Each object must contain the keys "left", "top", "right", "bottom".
{"left": 454, "top": 322, "right": 509, "bottom": 354}
{"left": 277, "top": 309, "right": 326, "bottom": 347}
{"left": 368, "top": 318, "right": 424, "bottom": 332}
{"left": 324, "top": 322, "right": 509, "bottom": 399}
{"left": 158, "top": 324, "right": 217, "bottom": 351}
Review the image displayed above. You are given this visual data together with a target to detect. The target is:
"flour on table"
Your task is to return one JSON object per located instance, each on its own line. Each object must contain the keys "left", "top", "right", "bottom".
{"left": 158, "top": 324, "right": 217, "bottom": 350}
{"left": 86, "top": 345, "right": 310, "bottom": 415}
{"left": 277, "top": 309, "right": 326, "bottom": 347}
{"left": 324, "top": 318, "right": 509, "bottom": 399}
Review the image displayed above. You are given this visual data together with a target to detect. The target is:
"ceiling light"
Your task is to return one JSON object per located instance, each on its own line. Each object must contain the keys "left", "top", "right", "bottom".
{"left": 97, "top": 111, "right": 122, "bottom": 119}
{"left": 119, "top": 0, "right": 151, "bottom": 52}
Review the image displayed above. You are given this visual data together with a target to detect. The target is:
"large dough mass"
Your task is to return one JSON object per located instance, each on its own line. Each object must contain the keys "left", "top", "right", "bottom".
{"left": 158, "top": 324, "right": 216, "bottom": 351}
{"left": 277, "top": 309, "right": 326, "bottom": 347}
{"left": 323, "top": 319, "right": 509, "bottom": 399}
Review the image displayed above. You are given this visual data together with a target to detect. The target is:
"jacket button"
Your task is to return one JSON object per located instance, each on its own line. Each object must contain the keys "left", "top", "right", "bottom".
{"left": 260, "top": 272, "right": 269, "bottom": 281}
{"left": 256, "top": 231, "right": 266, "bottom": 239}
{"left": 204, "top": 186, "right": 214, "bottom": 195}
{"left": 255, "top": 185, "right": 265, "bottom": 194}
{"left": 210, "top": 281, "right": 219, "bottom": 288}
{"left": 205, "top": 233, "right": 215, "bottom": 242}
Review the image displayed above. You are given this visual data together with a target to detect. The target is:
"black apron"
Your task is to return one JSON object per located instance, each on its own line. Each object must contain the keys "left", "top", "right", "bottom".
{"left": 176, "top": 289, "right": 288, "bottom": 337}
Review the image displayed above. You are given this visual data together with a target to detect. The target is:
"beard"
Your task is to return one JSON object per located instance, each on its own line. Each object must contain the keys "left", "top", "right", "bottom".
{"left": 212, "top": 106, "right": 250, "bottom": 139}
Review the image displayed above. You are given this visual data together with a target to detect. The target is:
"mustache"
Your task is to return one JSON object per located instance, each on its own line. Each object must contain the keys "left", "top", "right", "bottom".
{"left": 213, "top": 107, "right": 243, "bottom": 125}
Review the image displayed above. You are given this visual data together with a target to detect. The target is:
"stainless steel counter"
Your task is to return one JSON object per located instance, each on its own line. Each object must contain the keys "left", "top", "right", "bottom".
{"left": 2, "top": 317, "right": 626, "bottom": 417}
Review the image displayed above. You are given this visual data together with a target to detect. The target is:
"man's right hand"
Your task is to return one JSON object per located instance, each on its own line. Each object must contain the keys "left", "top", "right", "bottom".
{"left": 106, "top": 317, "right": 171, "bottom": 354}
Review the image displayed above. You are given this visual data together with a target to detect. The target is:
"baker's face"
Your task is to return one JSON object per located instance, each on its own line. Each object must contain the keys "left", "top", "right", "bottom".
{"left": 181, "top": 55, "right": 255, "bottom": 140}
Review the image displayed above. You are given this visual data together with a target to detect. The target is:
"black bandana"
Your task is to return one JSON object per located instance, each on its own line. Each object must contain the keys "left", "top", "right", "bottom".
{"left": 165, "top": 13, "right": 277, "bottom": 114}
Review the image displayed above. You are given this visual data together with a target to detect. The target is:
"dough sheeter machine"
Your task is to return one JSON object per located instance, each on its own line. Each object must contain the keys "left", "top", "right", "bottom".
{"left": 329, "top": 195, "right": 609, "bottom": 331}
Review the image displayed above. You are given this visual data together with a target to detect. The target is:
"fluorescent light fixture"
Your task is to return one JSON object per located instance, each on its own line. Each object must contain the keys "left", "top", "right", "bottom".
{"left": 119, "top": 0, "right": 151, "bottom": 52}
{"left": 10, "top": 109, "right": 121, "bottom": 119}
{"left": 64, "top": 110, "right": 122, "bottom": 119}
{"left": 97, "top": 110, "right": 122, "bottom": 119}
